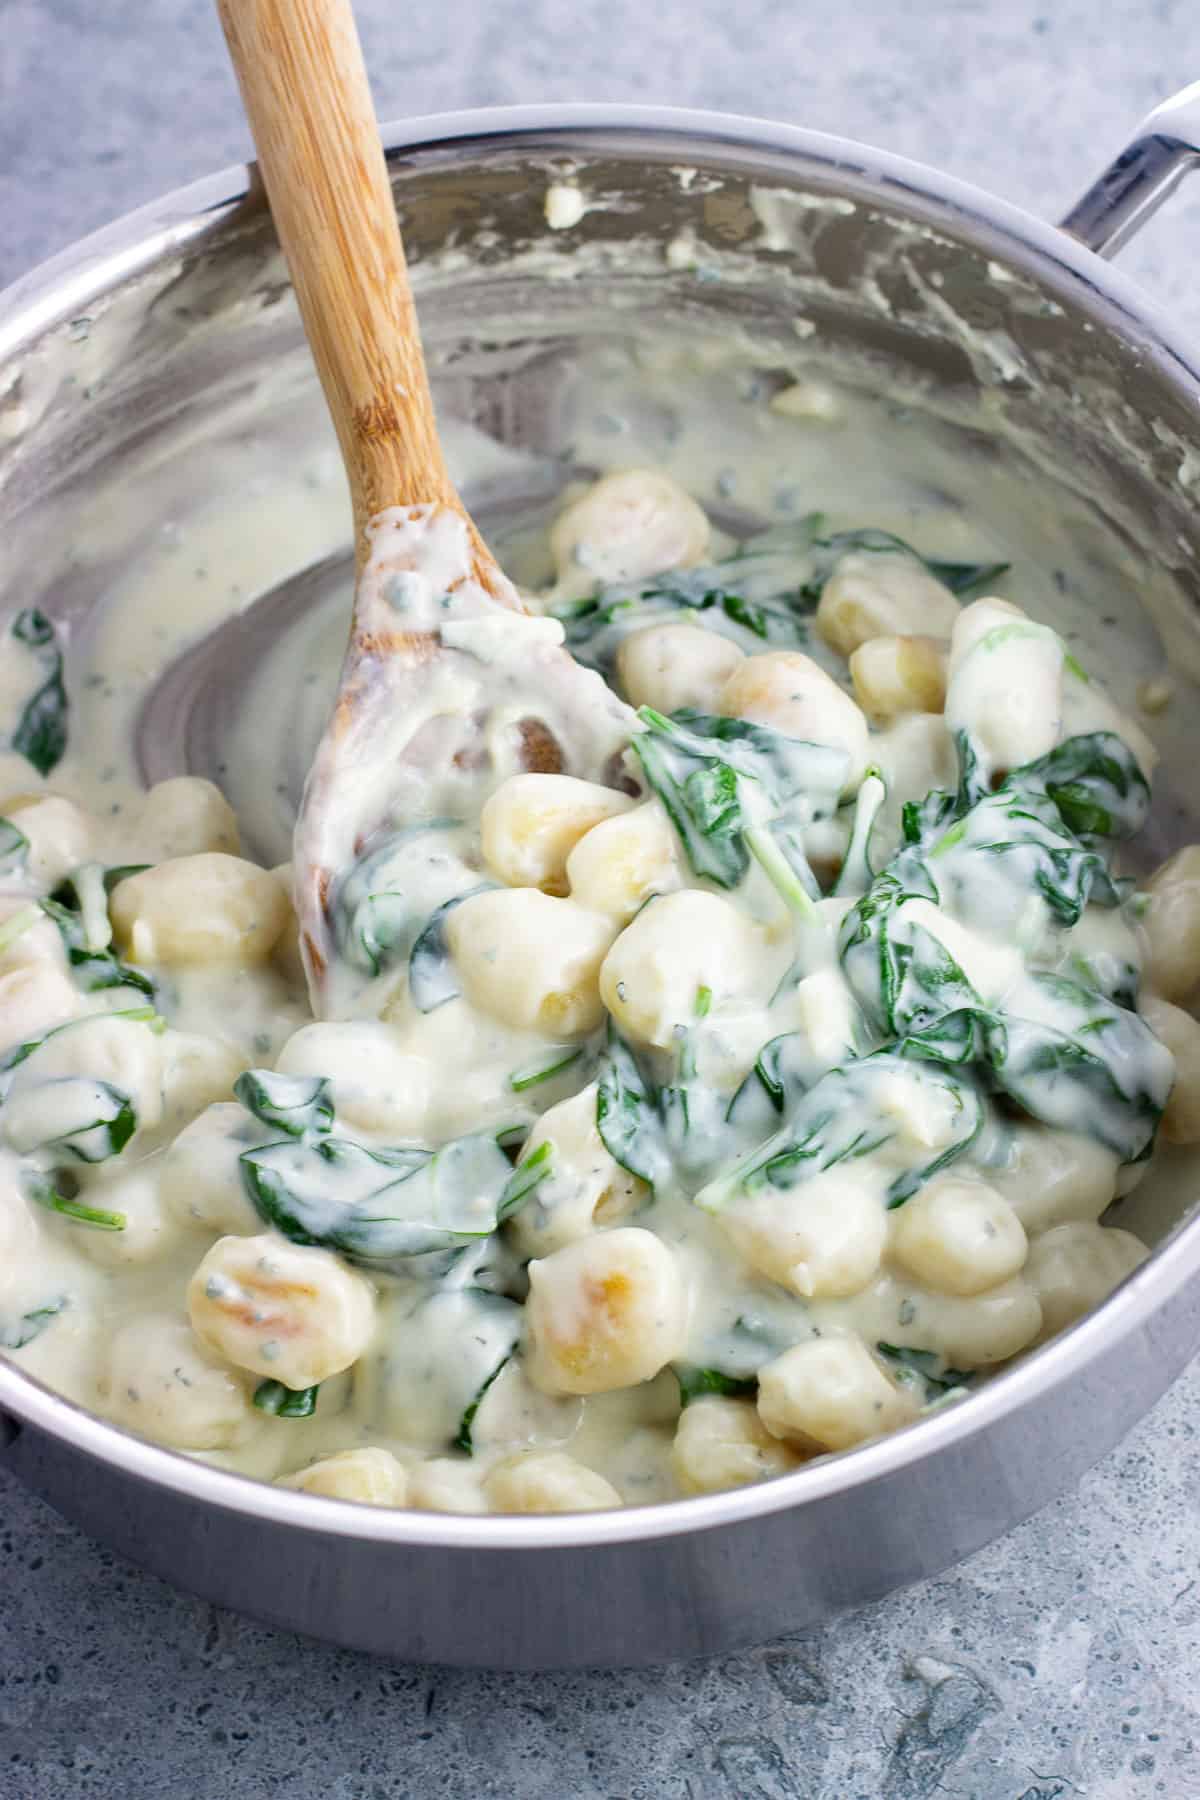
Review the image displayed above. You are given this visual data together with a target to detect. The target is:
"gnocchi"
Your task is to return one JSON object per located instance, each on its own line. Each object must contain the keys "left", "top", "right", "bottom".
{"left": 986, "top": 1127, "right": 1119, "bottom": 1234}
{"left": 279, "top": 1447, "right": 407, "bottom": 1505}
{"left": 756, "top": 1338, "right": 919, "bottom": 1453}
{"left": 719, "top": 651, "right": 870, "bottom": 792}
{"left": 1141, "top": 845, "right": 1200, "bottom": 1003}
{"left": 135, "top": 777, "right": 240, "bottom": 859}
{"left": 188, "top": 1234, "right": 377, "bottom": 1389}
{"left": 160, "top": 1030, "right": 247, "bottom": 1129}
{"left": 944, "top": 598, "right": 1063, "bottom": 777}
{"left": 1026, "top": 1223, "right": 1148, "bottom": 1340}
{"left": 483, "top": 1450, "right": 623, "bottom": 1513}
{"left": 564, "top": 800, "right": 681, "bottom": 923}
{"left": 6, "top": 795, "right": 92, "bottom": 889}
{"left": 480, "top": 773, "right": 633, "bottom": 893}
{"left": 817, "top": 550, "right": 959, "bottom": 656}
{"left": 98, "top": 1316, "right": 255, "bottom": 1451}
{"left": 671, "top": 1395, "right": 802, "bottom": 1494}
{"left": 883, "top": 1274, "right": 1044, "bottom": 1367}
{"left": 849, "top": 634, "right": 947, "bottom": 723}
{"left": 0, "top": 961, "right": 80, "bottom": 1050}
{"left": 160, "top": 1103, "right": 262, "bottom": 1236}
{"left": 70, "top": 1168, "right": 183, "bottom": 1269}
{"left": 111, "top": 854, "right": 290, "bottom": 966}
{"left": 523, "top": 1228, "right": 689, "bottom": 1395}
{"left": 446, "top": 888, "right": 614, "bottom": 1036}
{"left": 1139, "top": 995, "right": 1200, "bottom": 1143}
{"left": 715, "top": 1166, "right": 887, "bottom": 1299}
{"left": 549, "top": 468, "right": 710, "bottom": 602}
{"left": 407, "top": 1458, "right": 490, "bottom": 1514}
{"left": 888, "top": 1176, "right": 1028, "bottom": 1296}
{"left": 275, "top": 1020, "right": 432, "bottom": 1138}
{"left": 599, "top": 889, "right": 772, "bottom": 1049}
{"left": 616, "top": 622, "right": 745, "bottom": 715}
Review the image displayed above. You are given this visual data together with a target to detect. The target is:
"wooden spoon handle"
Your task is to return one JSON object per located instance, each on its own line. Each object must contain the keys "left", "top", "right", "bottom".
{"left": 215, "top": 0, "right": 471, "bottom": 559}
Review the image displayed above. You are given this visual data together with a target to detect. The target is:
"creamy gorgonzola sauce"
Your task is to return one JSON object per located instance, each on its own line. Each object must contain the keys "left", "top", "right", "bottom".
{"left": 3, "top": 362, "right": 1199, "bottom": 1517}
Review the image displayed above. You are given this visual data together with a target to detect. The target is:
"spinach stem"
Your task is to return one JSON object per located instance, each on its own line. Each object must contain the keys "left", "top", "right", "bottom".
{"left": 745, "top": 827, "right": 819, "bottom": 922}
{"left": 833, "top": 769, "right": 886, "bottom": 896}
{"left": 32, "top": 1189, "right": 126, "bottom": 1231}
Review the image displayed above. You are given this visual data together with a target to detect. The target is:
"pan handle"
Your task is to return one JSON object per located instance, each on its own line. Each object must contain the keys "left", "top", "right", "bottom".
{"left": 1061, "top": 81, "right": 1200, "bottom": 256}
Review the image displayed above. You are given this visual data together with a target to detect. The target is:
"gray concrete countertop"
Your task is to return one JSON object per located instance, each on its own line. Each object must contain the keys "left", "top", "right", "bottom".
{"left": 3, "top": 3, "right": 1200, "bottom": 1795}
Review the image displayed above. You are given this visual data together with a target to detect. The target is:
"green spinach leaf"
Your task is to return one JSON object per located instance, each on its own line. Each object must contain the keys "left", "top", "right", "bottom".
{"left": 702, "top": 1051, "right": 984, "bottom": 1214}
{"left": 0, "top": 817, "right": 29, "bottom": 882}
{"left": 235, "top": 1072, "right": 552, "bottom": 1272}
{"left": 41, "top": 897, "right": 155, "bottom": 999}
{"left": 876, "top": 1342, "right": 971, "bottom": 1396}
{"left": 837, "top": 847, "right": 946, "bottom": 1039}
{"left": 510, "top": 1046, "right": 584, "bottom": 1093}
{"left": 454, "top": 1348, "right": 515, "bottom": 1454}
{"left": 409, "top": 886, "right": 492, "bottom": 1013}
{"left": 595, "top": 1023, "right": 673, "bottom": 1191}
{"left": 1016, "top": 731, "right": 1150, "bottom": 840}
{"left": 331, "top": 820, "right": 463, "bottom": 976}
{"left": 20, "top": 1079, "right": 138, "bottom": 1163}
{"left": 982, "top": 975, "right": 1171, "bottom": 1164}
{"left": 10, "top": 609, "right": 68, "bottom": 776}
{"left": 674, "top": 1364, "right": 758, "bottom": 1406}
{"left": 799, "top": 528, "right": 1008, "bottom": 605}
{"left": 726, "top": 1031, "right": 817, "bottom": 1133}
{"left": 554, "top": 531, "right": 827, "bottom": 676}
{"left": 632, "top": 707, "right": 846, "bottom": 890}
{"left": 234, "top": 1069, "right": 334, "bottom": 1138}
{"left": 0, "top": 1295, "right": 68, "bottom": 1350}
{"left": 595, "top": 1020, "right": 736, "bottom": 1196}
{"left": 253, "top": 1379, "right": 319, "bottom": 1418}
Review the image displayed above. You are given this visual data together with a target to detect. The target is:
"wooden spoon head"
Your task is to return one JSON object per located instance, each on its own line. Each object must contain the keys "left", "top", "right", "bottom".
{"left": 294, "top": 503, "right": 636, "bottom": 1016}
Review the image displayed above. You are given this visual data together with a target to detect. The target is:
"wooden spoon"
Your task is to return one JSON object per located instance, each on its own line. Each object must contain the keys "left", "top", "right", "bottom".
{"left": 215, "top": 0, "right": 632, "bottom": 1013}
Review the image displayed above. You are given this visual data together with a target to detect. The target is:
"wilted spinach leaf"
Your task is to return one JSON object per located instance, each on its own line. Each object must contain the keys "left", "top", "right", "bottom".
{"left": 595, "top": 1023, "right": 673, "bottom": 1192}
{"left": 331, "top": 820, "right": 463, "bottom": 977}
{"left": 554, "top": 528, "right": 828, "bottom": 676}
{"left": 674, "top": 1364, "right": 758, "bottom": 1406}
{"left": 235, "top": 1071, "right": 550, "bottom": 1271}
{"left": 0, "top": 1294, "right": 68, "bottom": 1349}
{"left": 632, "top": 707, "right": 845, "bottom": 890}
{"left": 455, "top": 1346, "right": 515, "bottom": 1454}
{"left": 409, "top": 886, "right": 493, "bottom": 1013}
{"left": 253, "top": 1379, "right": 319, "bottom": 1418}
{"left": 10, "top": 609, "right": 68, "bottom": 776}
{"left": 235, "top": 1069, "right": 334, "bottom": 1139}
{"left": 876, "top": 1342, "right": 972, "bottom": 1396}
{"left": 701, "top": 1051, "right": 984, "bottom": 1214}
{"left": 0, "top": 817, "right": 29, "bottom": 882}
{"left": 1016, "top": 732, "right": 1150, "bottom": 840}
{"left": 799, "top": 528, "right": 1009, "bottom": 605}
{"left": 41, "top": 897, "right": 155, "bottom": 999}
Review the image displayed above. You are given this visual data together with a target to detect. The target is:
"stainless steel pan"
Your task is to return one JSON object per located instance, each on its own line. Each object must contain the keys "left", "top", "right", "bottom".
{"left": 2, "top": 93, "right": 1200, "bottom": 1669}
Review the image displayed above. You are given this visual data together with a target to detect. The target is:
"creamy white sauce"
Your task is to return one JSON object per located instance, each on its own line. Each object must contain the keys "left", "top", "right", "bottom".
{"left": 1, "top": 347, "right": 1196, "bottom": 1516}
